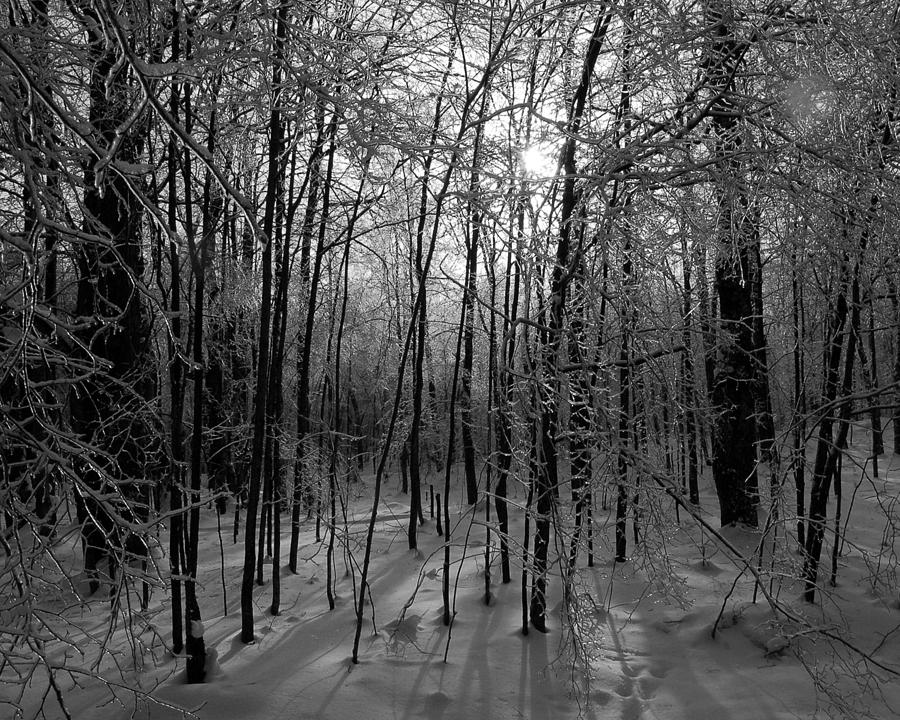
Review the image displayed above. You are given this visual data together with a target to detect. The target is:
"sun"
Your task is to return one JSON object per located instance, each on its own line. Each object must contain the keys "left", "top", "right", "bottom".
{"left": 520, "top": 144, "right": 556, "bottom": 177}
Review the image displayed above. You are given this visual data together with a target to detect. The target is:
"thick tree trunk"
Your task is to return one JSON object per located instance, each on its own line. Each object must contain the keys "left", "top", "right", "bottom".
{"left": 707, "top": 0, "right": 759, "bottom": 528}
{"left": 68, "top": 1, "right": 153, "bottom": 620}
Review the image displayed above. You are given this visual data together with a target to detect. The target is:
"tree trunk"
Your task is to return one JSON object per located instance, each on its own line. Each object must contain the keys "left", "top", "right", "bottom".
{"left": 460, "top": 185, "right": 480, "bottom": 506}
{"left": 532, "top": 7, "right": 613, "bottom": 631}
{"left": 680, "top": 234, "right": 700, "bottom": 505}
{"left": 803, "top": 250, "right": 858, "bottom": 601}
{"left": 750, "top": 225, "right": 780, "bottom": 485}
{"left": 266, "top": 133, "right": 293, "bottom": 616}
{"left": 493, "top": 189, "right": 522, "bottom": 585}
{"left": 290, "top": 101, "right": 328, "bottom": 572}
{"left": 856, "top": 294, "right": 884, "bottom": 469}
{"left": 803, "top": 176, "right": 879, "bottom": 600}
{"left": 791, "top": 248, "right": 808, "bottom": 552}
{"left": 707, "top": 0, "right": 759, "bottom": 528}
{"left": 567, "top": 261, "right": 594, "bottom": 575}
{"left": 890, "top": 277, "right": 900, "bottom": 455}
{"left": 407, "top": 38, "right": 457, "bottom": 549}
{"left": 165, "top": 0, "right": 185, "bottom": 655}
{"left": 241, "top": 0, "right": 288, "bottom": 644}
{"left": 68, "top": 0, "right": 153, "bottom": 618}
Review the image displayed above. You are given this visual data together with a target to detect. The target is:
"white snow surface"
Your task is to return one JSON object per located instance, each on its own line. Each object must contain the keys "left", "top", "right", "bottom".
{"left": 12, "top": 443, "right": 900, "bottom": 720}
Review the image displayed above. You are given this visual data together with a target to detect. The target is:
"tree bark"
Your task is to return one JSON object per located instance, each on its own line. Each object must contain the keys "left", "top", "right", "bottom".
{"left": 407, "top": 37, "right": 457, "bottom": 549}
{"left": 706, "top": 0, "right": 759, "bottom": 527}
{"left": 290, "top": 101, "right": 328, "bottom": 572}
{"left": 680, "top": 234, "right": 700, "bottom": 505}
{"left": 791, "top": 248, "right": 807, "bottom": 552}
{"left": 532, "top": 7, "right": 613, "bottom": 631}
{"left": 68, "top": 0, "right": 153, "bottom": 617}
{"left": 165, "top": 0, "right": 185, "bottom": 655}
{"left": 241, "top": 0, "right": 288, "bottom": 644}
{"left": 890, "top": 276, "right": 900, "bottom": 455}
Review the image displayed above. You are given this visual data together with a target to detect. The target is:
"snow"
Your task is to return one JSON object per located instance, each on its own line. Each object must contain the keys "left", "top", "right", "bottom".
{"left": 10, "top": 441, "right": 900, "bottom": 720}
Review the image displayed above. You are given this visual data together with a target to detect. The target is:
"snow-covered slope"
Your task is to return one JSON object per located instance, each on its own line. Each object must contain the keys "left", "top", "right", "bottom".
{"left": 11, "top": 447, "right": 900, "bottom": 720}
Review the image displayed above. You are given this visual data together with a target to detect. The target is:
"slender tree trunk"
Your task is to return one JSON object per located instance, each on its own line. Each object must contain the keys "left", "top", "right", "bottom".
{"left": 750, "top": 224, "right": 780, "bottom": 487}
{"left": 792, "top": 248, "right": 807, "bottom": 552}
{"left": 567, "top": 260, "right": 594, "bottom": 575}
{"left": 441, "top": 226, "right": 474, "bottom": 624}
{"left": 493, "top": 191, "right": 521, "bottom": 586}
{"left": 165, "top": 0, "right": 185, "bottom": 654}
{"left": 290, "top": 101, "right": 327, "bottom": 572}
{"left": 326, "top": 184, "right": 362, "bottom": 610}
{"left": 681, "top": 234, "right": 700, "bottom": 505}
{"left": 616, "top": 230, "right": 633, "bottom": 562}
{"left": 613, "top": 5, "right": 636, "bottom": 561}
{"left": 407, "top": 38, "right": 458, "bottom": 549}
{"left": 803, "top": 209, "right": 864, "bottom": 602}
{"left": 890, "top": 276, "right": 900, "bottom": 455}
{"left": 697, "top": 239, "right": 716, "bottom": 465}
{"left": 241, "top": 0, "right": 288, "bottom": 644}
{"left": 460, "top": 85, "right": 491, "bottom": 509}
{"left": 266, "top": 136, "right": 293, "bottom": 616}
{"left": 856, "top": 294, "right": 884, "bottom": 470}
{"left": 460, "top": 175, "right": 480, "bottom": 507}
{"left": 184, "top": 166, "right": 210, "bottom": 684}
{"left": 532, "top": 7, "right": 613, "bottom": 631}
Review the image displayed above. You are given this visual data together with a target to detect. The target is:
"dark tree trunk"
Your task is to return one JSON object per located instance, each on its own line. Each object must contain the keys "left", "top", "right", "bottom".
{"left": 890, "top": 277, "right": 900, "bottom": 455}
{"left": 185, "top": 168, "right": 209, "bottom": 684}
{"left": 290, "top": 101, "right": 327, "bottom": 572}
{"left": 856, "top": 295, "right": 884, "bottom": 469}
{"left": 407, "top": 42, "right": 457, "bottom": 549}
{"left": 616, "top": 233, "right": 633, "bottom": 561}
{"left": 493, "top": 196, "right": 521, "bottom": 585}
{"left": 803, "top": 250, "right": 858, "bottom": 602}
{"left": 791, "top": 249, "right": 808, "bottom": 552}
{"left": 267, "top": 140, "right": 295, "bottom": 616}
{"left": 707, "top": 1, "right": 759, "bottom": 528}
{"left": 750, "top": 226, "right": 780, "bottom": 483}
{"left": 241, "top": 0, "right": 288, "bottom": 644}
{"left": 803, "top": 178, "right": 879, "bottom": 600}
{"left": 567, "top": 263, "right": 594, "bottom": 575}
{"left": 680, "top": 235, "right": 700, "bottom": 505}
{"left": 531, "top": 8, "right": 613, "bottom": 632}
{"left": 165, "top": 0, "right": 185, "bottom": 655}
{"left": 460, "top": 193, "right": 480, "bottom": 506}
{"left": 68, "top": 0, "right": 153, "bottom": 617}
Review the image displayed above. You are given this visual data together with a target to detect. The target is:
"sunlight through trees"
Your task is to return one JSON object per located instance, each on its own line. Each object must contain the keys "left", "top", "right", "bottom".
{"left": 2, "top": 0, "right": 900, "bottom": 717}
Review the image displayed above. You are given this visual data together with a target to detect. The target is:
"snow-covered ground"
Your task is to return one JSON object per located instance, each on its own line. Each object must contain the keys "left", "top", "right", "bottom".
{"left": 9, "top": 442, "right": 900, "bottom": 720}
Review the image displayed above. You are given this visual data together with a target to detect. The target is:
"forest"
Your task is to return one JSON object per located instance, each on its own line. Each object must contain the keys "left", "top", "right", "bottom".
{"left": 2, "top": 0, "right": 900, "bottom": 718}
